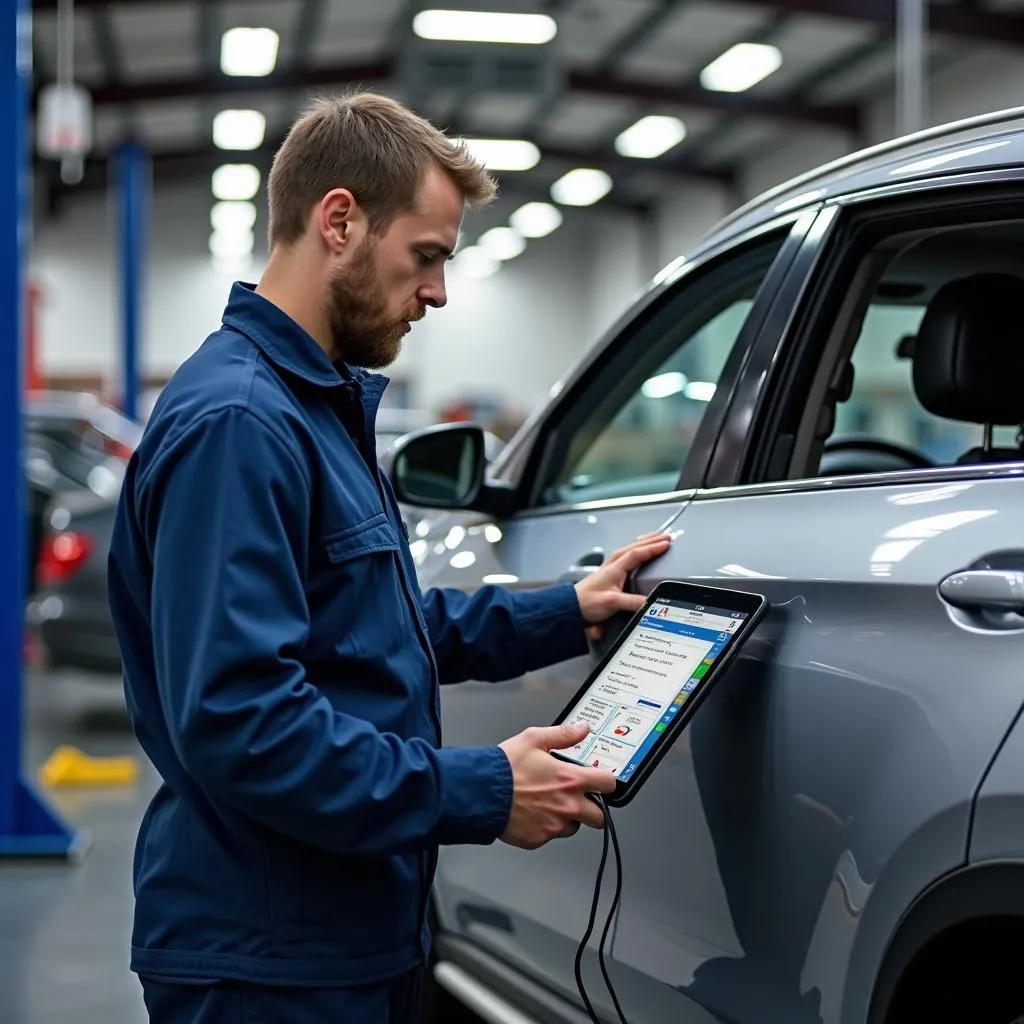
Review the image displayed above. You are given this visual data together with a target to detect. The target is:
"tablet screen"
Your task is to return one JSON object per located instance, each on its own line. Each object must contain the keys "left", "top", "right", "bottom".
{"left": 558, "top": 596, "right": 749, "bottom": 781}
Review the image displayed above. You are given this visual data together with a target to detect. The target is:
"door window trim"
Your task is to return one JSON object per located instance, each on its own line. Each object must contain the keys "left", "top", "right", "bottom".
{"left": 705, "top": 169, "right": 1024, "bottom": 497}
{"left": 494, "top": 208, "right": 821, "bottom": 518}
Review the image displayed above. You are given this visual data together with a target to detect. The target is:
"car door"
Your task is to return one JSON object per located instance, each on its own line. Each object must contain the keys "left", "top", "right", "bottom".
{"left": 601, "top": 181, "right": 1024, "bottom": 1024}
{"left": 414, "top": 212, "right": 816, "bottom": 1014}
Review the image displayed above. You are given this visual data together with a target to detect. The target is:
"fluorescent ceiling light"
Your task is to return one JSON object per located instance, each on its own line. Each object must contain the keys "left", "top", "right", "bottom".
{"left": 478, "top": 226, "right": 525, "bottom": 261}
{"left": 210, "top": 200, "right": 257, "bottom": 233}
{"left": 509, "top": 201, "right": 562, "bottom": 238}
{"left": 209, "top": 228, "right": 254, "bottom": 260}
{"left": 413, "top": 9, "right": 557, "bottom": 44}
{"left": 641, "top": 371, "right": 687, "bottom": 399}
{"left": 684, "top": 380, "right": 717, "bottom": 402}
{"left": 462, "top": 138, "right": 540, "bottom": 171}
{"left": 212, "top": 164, "right": 260, "bottom": 201}
{"left": 700, "top": 42, "right": 782, "bottom": 93}
{"left": 550, "top": 168, "right": 612, "bottom": 207}
{"left": 454, "top": 245, "right": 500, "bottom": 279}
{"left": 213, "top": 109, "right": 266, "bottom": 151}
{"left": 615, "top": 115, "right": 687, "bottom": 159}
{"left": 220, "top": 27, "right": 279, "bottom": 76}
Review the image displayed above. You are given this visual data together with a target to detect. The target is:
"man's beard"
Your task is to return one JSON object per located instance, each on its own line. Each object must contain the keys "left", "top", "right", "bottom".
{"left": 327, "top": 239, "right": 423, "bottom": 370}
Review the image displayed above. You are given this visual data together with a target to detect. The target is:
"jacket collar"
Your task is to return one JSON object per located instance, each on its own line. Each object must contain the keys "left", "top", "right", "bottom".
{"left": 222, "top": 281, "right": 385, "bottom": 392}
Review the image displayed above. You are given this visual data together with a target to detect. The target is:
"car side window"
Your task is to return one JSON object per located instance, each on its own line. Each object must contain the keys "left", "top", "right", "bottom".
{"left": 535, "top": 231, "right": 789, "bottom": 507}
{"left": 778, "top": 216, "right": 1024, "bottom": 482}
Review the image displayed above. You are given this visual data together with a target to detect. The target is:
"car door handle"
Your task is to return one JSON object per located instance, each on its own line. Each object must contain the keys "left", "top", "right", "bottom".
{"left": 938, "top": 569, "right": 1024, "bottom": 613}
{"left": 558, "top": 550, "right": 605, "bottom": 585}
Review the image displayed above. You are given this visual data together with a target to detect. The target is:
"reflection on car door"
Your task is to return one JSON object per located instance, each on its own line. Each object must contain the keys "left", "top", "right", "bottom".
{"left": 422, "top": 219, "right": 804, "bottom": 1018}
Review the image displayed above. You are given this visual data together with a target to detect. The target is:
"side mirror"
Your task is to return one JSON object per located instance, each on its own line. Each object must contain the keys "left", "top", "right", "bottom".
{"left": 389, "top": 423, "right": 517, "bottom": 516}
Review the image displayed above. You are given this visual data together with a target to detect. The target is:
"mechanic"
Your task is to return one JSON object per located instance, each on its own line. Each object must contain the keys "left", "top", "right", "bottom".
{"left": 106, "top": 91, "right": 672, "bottom": 1024}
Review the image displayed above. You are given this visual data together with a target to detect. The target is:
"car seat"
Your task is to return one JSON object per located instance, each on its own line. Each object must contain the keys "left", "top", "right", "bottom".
{"left": 911, "top": 272, "right": 1024, "bottom": 464}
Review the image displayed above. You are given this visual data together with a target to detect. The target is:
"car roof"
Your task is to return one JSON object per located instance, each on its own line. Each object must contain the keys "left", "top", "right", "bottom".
{"left": 697, "top": 105, "right": 1024, "bottom": 255}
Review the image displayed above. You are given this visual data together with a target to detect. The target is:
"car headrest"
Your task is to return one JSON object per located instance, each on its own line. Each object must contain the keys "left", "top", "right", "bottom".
{"left": 912, "top": 273, "right": 1024, "bottom": 425}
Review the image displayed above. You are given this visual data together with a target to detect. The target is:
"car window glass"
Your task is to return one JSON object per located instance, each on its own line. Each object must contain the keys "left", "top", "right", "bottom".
{"left": 831, "top": 304, "right": 1018, "bottom": 467}
{"left": 537, "top": 231, "right": 788, "bottom": 506}
{"left": 813, "top": 221, "right": 1024, "bottom": 478}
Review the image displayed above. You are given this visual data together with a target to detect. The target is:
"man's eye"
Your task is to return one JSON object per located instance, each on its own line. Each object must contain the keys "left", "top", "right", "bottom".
{"left": 418, "top": 251, "right": 434, "bottom": 266}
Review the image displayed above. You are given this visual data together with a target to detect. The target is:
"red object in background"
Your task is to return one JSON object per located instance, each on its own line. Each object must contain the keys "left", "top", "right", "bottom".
{"left": 25, "top": 280, "right": 43, "bottom": 391}
{"left": 37, "top": 530, "right": 93, "bottom": 585}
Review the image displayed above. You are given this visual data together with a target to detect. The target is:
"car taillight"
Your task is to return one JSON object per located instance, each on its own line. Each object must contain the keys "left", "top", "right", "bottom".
{"left": 38, "top": 530, "right": 93, "bottom": 585}
{"left": 103, "top": 439, "right": 134, "bottom": 460}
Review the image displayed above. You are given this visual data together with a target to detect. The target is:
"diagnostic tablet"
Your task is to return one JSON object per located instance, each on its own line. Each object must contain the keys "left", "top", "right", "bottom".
{"left": 551, "top": 580, "right": 768, "bottom": 806}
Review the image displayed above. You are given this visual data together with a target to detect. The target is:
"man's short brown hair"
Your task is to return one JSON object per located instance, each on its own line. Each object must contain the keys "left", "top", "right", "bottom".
{"left": 267, "top": 91, "right": 497, "bottom": 248}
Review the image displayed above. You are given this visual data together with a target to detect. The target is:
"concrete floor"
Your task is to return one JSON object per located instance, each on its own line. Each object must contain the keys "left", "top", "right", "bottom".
{"left": 2, "top": 670, "right": 156, "bottom": 1024}
{"left": 0, "top": 670, "right": 480, "bottom": 1024}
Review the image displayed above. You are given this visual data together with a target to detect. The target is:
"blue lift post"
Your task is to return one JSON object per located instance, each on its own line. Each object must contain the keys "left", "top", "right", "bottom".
{"left": 0, "top": 0, "right": 86, "bottom": 858}
{"left": 116, "top": 141, "right": 147, "bottom": 422}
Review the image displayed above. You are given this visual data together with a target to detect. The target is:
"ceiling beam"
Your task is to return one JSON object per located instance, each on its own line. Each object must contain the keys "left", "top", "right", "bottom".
{"left": 568, "top": 70, "right": 859, "bottom": 130}
{"left": 737, "top": 0, "right": 1024, "bottom": 47}
{"left": 31, "top": 57, "right": 858, "bottom": 131}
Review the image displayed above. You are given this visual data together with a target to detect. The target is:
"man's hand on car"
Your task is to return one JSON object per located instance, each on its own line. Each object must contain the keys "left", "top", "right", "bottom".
{"left": 498, "top": 722, "right": 616, "bottom": 850}
{"left": 574, "top": 531, "right": 673, "bottom": 639}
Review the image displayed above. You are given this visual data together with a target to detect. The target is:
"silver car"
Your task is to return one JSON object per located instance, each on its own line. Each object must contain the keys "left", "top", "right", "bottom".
{"left": 393, "top": 106, "right": 1024, "bottom": 1024}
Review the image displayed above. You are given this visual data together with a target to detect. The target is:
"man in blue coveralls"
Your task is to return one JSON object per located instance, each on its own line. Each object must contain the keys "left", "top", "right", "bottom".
{"left": 107, "top": 92, "right": 671, "bottom": 1024}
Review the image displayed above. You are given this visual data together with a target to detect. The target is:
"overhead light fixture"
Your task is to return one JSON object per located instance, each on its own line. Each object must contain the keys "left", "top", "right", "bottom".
{"left": 509, "top": 201, "right": 562, "bottom": 238}
{"left": 478, "top": 226, "right": 525, "bottom": 261}
{"left": 550, "top": 168, "right": 612, "bottom": 207}
{"left": 213, "top": 109, "right": 266, "bottom": 151}
{"left": 220, "top": 26, "right": 279, "bottom": 76}
{"left": 700, "top": 42, "right": 782, "bottom": 93}
{"left": 210, "top": 200, "right": 257, "bottom": 233}
{"left": 212, "top": 164, "right": 261, "bottom": 201}
{"left": 615, "top": 115, "right": 687, "bottom": 159}
{"left": 412, "top": 9, "right": 557, "bottom": 44}
{"left": 209, "top": 228, "right": 254, "bottom": 260}
{"left": 462, "top": 138, "right": 540, "bottom": 171}
{"left": 684, "top": 380, "right": 717, "bottom": 402}
{"left": 454, "top": 245, "right": 500, "bottom": 279}
{"left": 641, "top": 371, "right": 688, "bottom": 399}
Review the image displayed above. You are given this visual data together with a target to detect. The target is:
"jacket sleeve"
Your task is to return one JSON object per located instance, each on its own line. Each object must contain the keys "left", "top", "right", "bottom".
{"left": 420, "top": 582, "right": 590, "bottom": 686}
{"left": 137, "top": 405, "right": 513, "bottom": 856}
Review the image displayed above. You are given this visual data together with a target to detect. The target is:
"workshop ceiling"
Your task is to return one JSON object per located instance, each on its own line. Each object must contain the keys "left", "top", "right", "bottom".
{"left": 28, "top": 0, "right": 1024, "bottom": 212}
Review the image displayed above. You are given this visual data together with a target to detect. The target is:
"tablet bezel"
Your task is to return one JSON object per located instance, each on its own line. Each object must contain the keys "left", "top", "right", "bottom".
{"left": 551, "top": 579, "right": 769, "bottom": 807}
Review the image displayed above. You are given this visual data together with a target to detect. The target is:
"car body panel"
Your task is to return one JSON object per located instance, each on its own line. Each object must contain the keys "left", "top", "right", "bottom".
{"left": 426, "top": 499, "right": 688, "bottom": 1013}
{"left": 707, "top": 109, "right": 1024, "bottom": 252}
{"left": 425, "top": 471, "right": 1024, "bottom": 1024}
{"left": 968, "top": 680, "right": 1024, "bottom": 866}
{"left": 413, "top": 113, "right": 1024, "bottom": 1024}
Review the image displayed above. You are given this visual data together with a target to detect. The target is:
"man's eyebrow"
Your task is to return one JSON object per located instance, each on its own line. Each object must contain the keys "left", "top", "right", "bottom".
{"left": 418, "top": 240, "right": 456, "bottom": 258}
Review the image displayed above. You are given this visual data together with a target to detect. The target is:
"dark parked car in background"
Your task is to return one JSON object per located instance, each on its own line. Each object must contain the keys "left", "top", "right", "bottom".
{"left": 24, "top": 392, "right": 141, "bottom": 673}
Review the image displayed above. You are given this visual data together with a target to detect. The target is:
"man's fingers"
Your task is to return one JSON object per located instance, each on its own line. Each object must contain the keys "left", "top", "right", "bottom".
{"left": 580, "top": 768, "right": 617, "bottom": 794}
{"left": 534, "top": 721, "right": 589, "bottom": 751}
{"left": 612, "top": 537, "right": 671, "bottom": 570}
{"left": 608, "top": 534, "right": 672, "bottom": 564}
{"left": 557, "top": 821, "right": 582, "bottom": 839}
{"left": 576, "top": 801, "right": 607, "bottom": 830}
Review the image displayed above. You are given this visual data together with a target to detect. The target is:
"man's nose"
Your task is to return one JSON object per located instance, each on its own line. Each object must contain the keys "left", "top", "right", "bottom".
{"left": 418, "top": 272, "right": 447, "bottom": 309}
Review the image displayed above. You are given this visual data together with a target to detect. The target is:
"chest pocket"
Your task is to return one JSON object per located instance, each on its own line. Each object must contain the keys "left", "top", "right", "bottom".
{"left": 309, "top": 510, "right": 430, "bottom": 669}
{"left": 323, "top": 512, "right": 399, "bottom": 564}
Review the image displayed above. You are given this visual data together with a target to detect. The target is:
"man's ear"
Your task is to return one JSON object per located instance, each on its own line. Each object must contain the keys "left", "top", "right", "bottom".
{"left": 317, "top": 189, "right": 362, "bottom": 253}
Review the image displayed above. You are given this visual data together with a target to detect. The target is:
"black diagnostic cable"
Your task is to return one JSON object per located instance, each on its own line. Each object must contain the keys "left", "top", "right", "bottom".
{"left": 573, "top": 794, "right": 629, "bottom": 1024}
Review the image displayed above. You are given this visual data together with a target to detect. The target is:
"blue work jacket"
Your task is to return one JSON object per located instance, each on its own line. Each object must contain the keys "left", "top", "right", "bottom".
{"left": 107, "top": 282, "right": 589, "bottom": 987}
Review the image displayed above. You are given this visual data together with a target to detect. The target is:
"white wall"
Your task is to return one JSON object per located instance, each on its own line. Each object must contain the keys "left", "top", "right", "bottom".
{"left": 29, "top": 181, "right": 593, "bottom": 416}
{"left": 30, "top": 182, "right": 268, "bottom": 381}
